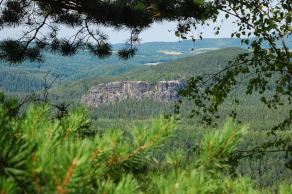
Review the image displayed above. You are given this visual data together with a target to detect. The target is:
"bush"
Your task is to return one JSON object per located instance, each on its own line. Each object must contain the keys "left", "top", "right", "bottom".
{"left": 0, "top": 92, "right": 290, "bottom": 193}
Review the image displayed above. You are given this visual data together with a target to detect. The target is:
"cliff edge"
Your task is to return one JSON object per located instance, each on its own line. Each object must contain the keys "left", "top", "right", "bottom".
{"left": 81, "top": 80, "right": 185, "bottom": 107}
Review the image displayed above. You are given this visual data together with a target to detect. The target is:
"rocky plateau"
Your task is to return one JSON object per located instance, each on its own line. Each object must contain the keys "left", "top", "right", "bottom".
{"left": 81, "top": 80, "right": 186, "bottom": 107}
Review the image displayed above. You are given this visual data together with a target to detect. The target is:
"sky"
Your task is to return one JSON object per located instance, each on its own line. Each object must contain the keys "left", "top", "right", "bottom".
{"left": 0, "top": 14, "right": 237, "bottom": 44}
{"left": 62, "top": 13, "right": 237, "bottom": 43}
{"left": 99, "top": 19, "right": 236, "bottom": 43}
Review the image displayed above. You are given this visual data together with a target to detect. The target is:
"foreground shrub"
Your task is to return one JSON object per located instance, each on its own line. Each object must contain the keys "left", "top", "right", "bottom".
{"left": 0, "top": 101, "right": 175, "bottom": 193}
{"left": 0, "top": 95, "right": 290, "bottom": 193}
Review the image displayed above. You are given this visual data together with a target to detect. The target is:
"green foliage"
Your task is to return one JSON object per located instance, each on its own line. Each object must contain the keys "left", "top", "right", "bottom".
{"left": 152, "top": 120, "right": 255, "bottom": 194}
{"left": 0, "top": 177, "right": 17, "bottom": 194}
{"left": 180, "top": 0, "right": 291, "bottom": 130}
{"left": 0, "top": 93, "right": 174, "bottom": 193}
{"left": 0, "top": 1, "right": 290, "bottom": 192}
{"left": 0, "top": 92, "right": 291, "bottom": 193}
{"left": 88, "top": 102, "right": 292, "bottom": 190}
{"left": 198, "top": 120, "right": 246, "bottom": 172}
{"left": 280, "top": 184, "right": 292, "bottom": 194}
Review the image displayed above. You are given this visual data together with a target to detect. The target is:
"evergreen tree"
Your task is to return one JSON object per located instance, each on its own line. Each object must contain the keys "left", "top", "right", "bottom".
{"left": 179, "top": 0, "right": 291, "bottom": 130}
{"left": 0, "top": 0, "right": 213, "bottom": 62}
{"left": 2, "top": 91, "right": 291, "bottom": 193}
{"left": 0, "top": 0, "right": 290, "bottom": 130}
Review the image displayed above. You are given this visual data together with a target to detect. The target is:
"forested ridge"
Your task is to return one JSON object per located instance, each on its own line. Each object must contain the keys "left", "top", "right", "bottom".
{"left": 0, "top": 38, "right": 254, "bottom": 93}
{"left": 48, "top": 47, "right": 249, "bottom": 102}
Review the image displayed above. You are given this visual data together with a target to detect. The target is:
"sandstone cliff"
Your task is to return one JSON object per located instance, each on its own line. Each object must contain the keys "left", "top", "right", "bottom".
{"left": 81, "top": 80, "right": 185, "bottom": 107}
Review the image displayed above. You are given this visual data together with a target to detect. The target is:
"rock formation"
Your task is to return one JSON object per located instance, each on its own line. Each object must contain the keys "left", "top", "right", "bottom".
{"left": 81, "top": 80, "right": 186, "bottom": 107}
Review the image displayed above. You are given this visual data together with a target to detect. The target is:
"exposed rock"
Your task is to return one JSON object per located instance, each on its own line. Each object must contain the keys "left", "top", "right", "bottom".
{"left": 81, "top": 80, "right": 186, "bottom": 107}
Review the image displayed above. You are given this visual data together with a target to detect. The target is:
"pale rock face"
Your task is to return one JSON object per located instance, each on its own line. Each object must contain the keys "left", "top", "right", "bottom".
{"left": 81, "top": 80, "right": 186, "bottom": 107}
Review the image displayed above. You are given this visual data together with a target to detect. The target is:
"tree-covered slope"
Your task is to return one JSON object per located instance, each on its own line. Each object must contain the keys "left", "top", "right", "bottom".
{"left": 0, "top": 69, "right": 48, "bottom": 92}
{"left": 122, "top": 47, "right": 248, "bottom": 82}
{"left": 50, "top": 47, "right": 248, "bottom": 103}
{"left": 3, "top": 35, "right": 289, "bottom": 94}
{"left": 0, "top": 39, "right": 252, "bottom": 94}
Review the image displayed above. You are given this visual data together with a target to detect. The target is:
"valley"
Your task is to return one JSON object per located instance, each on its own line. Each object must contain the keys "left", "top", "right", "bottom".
{"left": 1, "top": 1, "right": 291, "bottom": 193}
{"left": 1, "top": 39, "right": 291, "bottom": 191}
{"left": 0, "top": 38, "right": 247, "bottom": 94}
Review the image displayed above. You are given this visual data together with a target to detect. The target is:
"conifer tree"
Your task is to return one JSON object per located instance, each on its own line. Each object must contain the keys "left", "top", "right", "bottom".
{"left": 0, "top": 0, "right": 290, "bottom": 130}
{"left": 0, "top": 0, "right": 213, "bottom": 62}
{"left": 1, "top": 92, "right": 291, "bottom": 193}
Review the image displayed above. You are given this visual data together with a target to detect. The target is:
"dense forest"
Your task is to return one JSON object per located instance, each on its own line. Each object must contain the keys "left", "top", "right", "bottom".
{"left": 0, "top": 0, "right": 291, "bottom": 193}
{"left": 47, "top": 48, "right": 249, "bottom": 103}
{"left": 0, "top": 39, "right": 253, "bottom": 93}
{"left": 1, "top": 91, "right": 291, "bottom": 193}
{"left": 1, "top": 47, "right": 291, "bottom": 192}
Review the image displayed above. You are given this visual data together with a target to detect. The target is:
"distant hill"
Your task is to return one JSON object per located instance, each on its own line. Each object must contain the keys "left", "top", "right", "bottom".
{"left": 122, "top": 47, "right": 248, "bottom": 83}
{"left": 0, "top": 38, "right": 250, "bottom": 94}
{"left": 2, "top": 35, "right": 290, "bottom": 94}
{"left": 50, "top": 47, "right": 248, "bottom": 103}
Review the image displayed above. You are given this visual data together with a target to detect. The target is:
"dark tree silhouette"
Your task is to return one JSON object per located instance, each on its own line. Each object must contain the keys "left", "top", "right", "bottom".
{"left": 0, "top": 0, "right": 214, "bottom": 62}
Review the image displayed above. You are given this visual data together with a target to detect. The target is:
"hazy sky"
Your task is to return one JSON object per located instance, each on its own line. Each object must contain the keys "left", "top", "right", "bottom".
{"left": 101, "top": 19, "right": 236, "bottom": 43}
{"left": 0, "top": 14, "right": 237, "bottom": 44}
